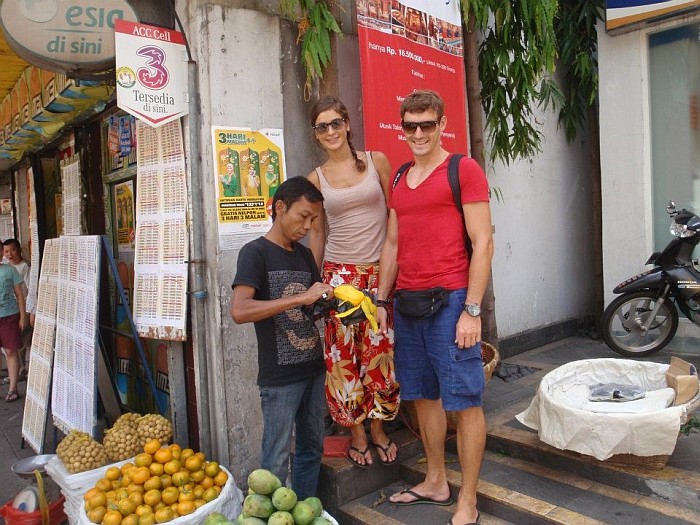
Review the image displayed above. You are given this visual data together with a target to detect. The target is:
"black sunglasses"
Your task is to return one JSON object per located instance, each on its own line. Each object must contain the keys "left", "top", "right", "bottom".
{"left": 313, "top": 118, "right": 346, "bottom": 133}
{"left": 401, "top": 120, "right": 439, "bottom": 133}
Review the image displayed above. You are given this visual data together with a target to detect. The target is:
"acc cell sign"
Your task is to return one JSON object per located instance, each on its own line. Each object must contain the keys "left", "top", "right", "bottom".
{"left": 0, "top": 0, "right": 138, "bottom": 75}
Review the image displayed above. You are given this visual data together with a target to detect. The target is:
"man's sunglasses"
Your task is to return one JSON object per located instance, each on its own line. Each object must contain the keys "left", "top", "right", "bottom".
{"left": 401, "top": 120, "right": 439, "bottom": 134}
{"left": 313, "top": 118, "right": 346, "bottom": 134}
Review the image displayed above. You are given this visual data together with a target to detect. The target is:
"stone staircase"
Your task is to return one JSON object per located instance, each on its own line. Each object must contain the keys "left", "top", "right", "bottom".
{"left": 316, "top": 333, "right": 700, "bottom": 525}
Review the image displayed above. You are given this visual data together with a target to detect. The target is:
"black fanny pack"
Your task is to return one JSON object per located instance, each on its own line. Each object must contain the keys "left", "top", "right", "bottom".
{"left": 394, "top": 287, "right": 450, "bottom": 320}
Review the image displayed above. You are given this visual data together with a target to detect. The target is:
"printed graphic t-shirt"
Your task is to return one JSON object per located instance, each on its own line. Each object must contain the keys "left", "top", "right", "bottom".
{"left": 0, "top": 264, "right": 23, "bottom": 318}
{"left": 232, "top": 237, "right": 325, "bottom": 387}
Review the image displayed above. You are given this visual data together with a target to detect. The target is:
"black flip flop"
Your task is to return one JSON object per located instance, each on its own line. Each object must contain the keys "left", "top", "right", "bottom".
{"left": 448, "top": 513, "right": 480, "bottom": 525}
{"left": 346, "top": 445, "right": 370, "bottom": 468}
{"left": 5, "top": 390, "right": 20, "bottom": 403}
{"left": 372, "top": 439, "right": 398, "bottom": 465}
{"left": 392, "top": 489, "right": 454, "bottom": 506}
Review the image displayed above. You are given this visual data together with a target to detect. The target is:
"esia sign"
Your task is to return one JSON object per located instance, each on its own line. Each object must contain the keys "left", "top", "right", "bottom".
{"left": 0, "top": 0, "right": 138, "bottom": 74}
{"left": 115, "top": 19, "right": 188, "bottom": 127}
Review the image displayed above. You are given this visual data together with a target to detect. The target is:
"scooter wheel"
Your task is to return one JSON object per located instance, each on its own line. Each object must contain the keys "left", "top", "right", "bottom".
{"left": 602, "top": 290, "right": 678, "bottom": 357}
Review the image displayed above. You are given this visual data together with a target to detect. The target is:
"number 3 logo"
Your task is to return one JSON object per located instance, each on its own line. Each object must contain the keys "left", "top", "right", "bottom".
{"left": 137, "top": 45, "right": 169, "bottom": 90}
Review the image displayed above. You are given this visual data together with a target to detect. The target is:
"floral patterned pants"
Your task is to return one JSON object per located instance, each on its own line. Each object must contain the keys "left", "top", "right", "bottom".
{"left": 322, "top": 261, "right": 400, "bottom": 427}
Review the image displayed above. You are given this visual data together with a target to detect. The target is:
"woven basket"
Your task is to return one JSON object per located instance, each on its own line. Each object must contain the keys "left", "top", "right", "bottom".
{"left": 401, "top": 342, "right": 500, "bottom": 432}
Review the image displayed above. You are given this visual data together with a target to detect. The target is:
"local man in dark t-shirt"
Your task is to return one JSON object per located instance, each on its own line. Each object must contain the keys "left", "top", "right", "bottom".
{"left": 231, "top": 177, "right": 334, "bottom": 499}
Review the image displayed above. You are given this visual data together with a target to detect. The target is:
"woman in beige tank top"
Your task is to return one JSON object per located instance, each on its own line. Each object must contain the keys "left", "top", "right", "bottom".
{"left": 307, "top": 97, "right": 400, "bottom": 468}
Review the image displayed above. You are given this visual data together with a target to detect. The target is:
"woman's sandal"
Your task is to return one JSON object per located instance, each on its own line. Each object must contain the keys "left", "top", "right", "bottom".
{"left": 5, "top": 390, "right": 20, "bottom": 402}
{"left": 372, "top": 439, "right": 398, "bottom": 465}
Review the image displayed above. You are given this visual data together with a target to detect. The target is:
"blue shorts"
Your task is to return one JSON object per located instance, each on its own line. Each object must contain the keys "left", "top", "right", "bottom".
{"left": 393, "top": 288, "right": 485, "bottom": 411}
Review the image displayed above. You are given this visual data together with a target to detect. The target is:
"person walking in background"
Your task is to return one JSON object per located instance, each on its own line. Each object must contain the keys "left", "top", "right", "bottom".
{"left": 376, "top": 90, "right": 493, "bottom": 525}
{"left": 3, "top": 239, "right": 32, "bottom": 380}
{"left": 307, "top": 96, "right": 400, "bottom": 468}
{"left": 0, "top": 252, "right": 27, "bottom": 402}
{"left": 231, "top": 177, "right": 334, "bottom": 499}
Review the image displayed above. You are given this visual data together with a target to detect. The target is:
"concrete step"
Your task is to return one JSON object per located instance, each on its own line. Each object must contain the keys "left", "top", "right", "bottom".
{"left": 483, "top": 420, "right": 700, "bottom": 514}
{"left": 336, "top": 482, "right": 515, "bottom": 525}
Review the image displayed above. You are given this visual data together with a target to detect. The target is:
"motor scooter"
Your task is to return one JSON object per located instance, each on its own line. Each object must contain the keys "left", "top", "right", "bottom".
{"left": 602, "top": 201, "right": 700, "bottom": 356}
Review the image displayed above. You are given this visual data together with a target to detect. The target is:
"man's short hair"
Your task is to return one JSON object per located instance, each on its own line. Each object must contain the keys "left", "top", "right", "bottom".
{"left": 400, "top": 89, "right": 445, "bottom": 120}
{"left": 272, "top": 177, "right": 324, "bottom": 220}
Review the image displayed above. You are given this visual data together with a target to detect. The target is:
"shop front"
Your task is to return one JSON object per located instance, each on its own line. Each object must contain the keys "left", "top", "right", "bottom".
{"left": 0, "top": 0, "right": 193, "bottom": 450}
{"left": 599, "top": 2, "right": 700, "bottom": 307}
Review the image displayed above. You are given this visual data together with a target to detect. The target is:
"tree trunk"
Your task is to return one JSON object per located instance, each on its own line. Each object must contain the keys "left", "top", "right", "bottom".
{"left": 463, "top": 15, "right": 499, "bottom": 348}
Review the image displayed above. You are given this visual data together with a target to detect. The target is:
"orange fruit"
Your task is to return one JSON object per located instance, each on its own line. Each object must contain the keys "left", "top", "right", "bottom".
{"left": 143, "top": 489, "right": 161, "bottom": 507}
{"left": 153, "top": 448, "right": 172, "bottom": 465}
{"left": 200, "top": 476, "right": 214, "bottom": 489}
{"left": 178, "top": 490, "right": 195, "bottom": 503}
{"left": 155, "top": 507, "right": 174, "bottom": 523}
{"left": 161, "top": 486, "right": 179, "bottom": 506}
{"left": 95, "top": 478, "right": 112, "bottom": 492}
{"left": 159, "top": 474, "right": 173, "bottom": 489}
{"left": 213, "top": 485, "right": 222, "bottom": 495}
{"left": 111, "top": 480, "right": 122, "bottom": 490}
{"left": 121, "top": 463, "right": 136, "bottom": 475}
{"left": 84, "top": 488, "right": 101, "bottom": 501}
{"left": 189, "top": 469, "right": 205, "bottom": 483}
{"left": 193, "top": 499, "right": 206, "bottom": 509}
{"left": 103, "top": 510, "right": 123, "bottom": 525}
{"left": 152, "top": 502, "right": 165, "bottom": 512}
{"left": 139, "top": 512, "right": 156, "bottom": 525}
{"left": 105, "top": 467, "right": 121, "bottom": 481}
{"left": 87, "top": 492, "right": 107, "bottom": 510}
{"left": 180, "top": 448, "right": 194, "bottom": 461}
{"left": 121, "top": 514, "right": 139, "bottom": 525}
{"left": 202, "top": 487, "right": 218, "bottom": 503}
{"left": 163, "top": 459, "right": 181, "bottom": 475}
{"left": 121, "top": 473, "right": 132, "bottom": 486}
{"left": 116, "top": 488, "right": 130, "bottom": 501}
{"left": 194, "top": 452, "right": 206, "bottom": 462}
{"left": 193, "top": 486, "right": 204, "bottom": 499}
{"left": 134, "top": 453, "right": 153, "bottom": 468}
{"left": 169, "top": 444, "right": 182, "bottom": 460}
{"left": 171, "top": 471, "right": 189, "bottom": 487}
{"left": 213, "top": 470, "right": 228, "bottom": 487}
{"left": 203, "top": 461, "right": 220, "bottom": 477}
{"left": 135, "top": 504, "right": 153, "bottom": 516}
{"left": 170, "top": 502, "right": 179, "bottom": 514}
{"left": 86, "top": 506, "right": 107, "bottom": 524}
{"left": 128, "top": 491, "right": 144, "bottom": 506}
{"left": 177, "top": 501, "right": 196, "bottom": 516}
{"left": 144, "top": 439, "right": 161, "bottom": 455}
{"left": 149, "top": 462, "right": 164, "bottom": 476}
{"left": 131, "top": 466, "right": 151, "bottom": 485}
{"left": 143, "top": 476, "right": 162, "bottom": 492}
{"left": 184, "top": 456, "right": 203, "bottom": 472}
{"left": 118, "top": 497, "right": 137, "bottom": 516}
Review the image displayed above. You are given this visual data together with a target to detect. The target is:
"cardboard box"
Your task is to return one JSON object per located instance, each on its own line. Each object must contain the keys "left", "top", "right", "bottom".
{"left": 666, "top": 356, "right": 699, "bottom": 405}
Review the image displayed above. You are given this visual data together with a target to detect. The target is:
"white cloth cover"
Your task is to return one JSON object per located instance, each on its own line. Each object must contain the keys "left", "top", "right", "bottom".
{"left": 516, "top": 358, "right": 696, "bottom": 460}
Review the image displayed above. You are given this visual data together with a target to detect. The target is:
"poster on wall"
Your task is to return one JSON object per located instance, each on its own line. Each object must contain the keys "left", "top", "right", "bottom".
{"left": 114, "top": 180, "right": 136, "bottom": 252}
{"left": 211, "top": 127, "right": 286, "bottom": 250}
{"left": 356, "top": 0, "right": 467, "bottom": 167}
{"left": 133, "top": 120, "right": 188, "bottom": 341}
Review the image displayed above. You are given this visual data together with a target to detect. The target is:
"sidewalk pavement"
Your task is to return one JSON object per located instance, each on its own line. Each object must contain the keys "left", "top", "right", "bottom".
{"left": 1, "top": 331, "right": 698, "bottom": 519}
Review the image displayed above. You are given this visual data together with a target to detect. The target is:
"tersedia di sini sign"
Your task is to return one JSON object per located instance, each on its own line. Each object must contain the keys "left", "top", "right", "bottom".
{"left": 606, "top": 1, "right": 700, "bottom": 32}
{"left": 115, "top": 19, "right": 188, "bottom": 127}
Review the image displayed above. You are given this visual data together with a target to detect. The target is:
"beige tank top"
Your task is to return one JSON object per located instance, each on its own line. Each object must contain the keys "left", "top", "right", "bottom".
{"left": 316, "top": 152, "right": 388, "bottom": 264}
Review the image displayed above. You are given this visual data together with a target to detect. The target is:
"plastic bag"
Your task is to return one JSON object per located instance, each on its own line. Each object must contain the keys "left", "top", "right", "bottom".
{"left": 589, "top": 382, "right": 646, "bottom": 402}
{"left": 0, "top": 495, "right": 66, "bottom": 525}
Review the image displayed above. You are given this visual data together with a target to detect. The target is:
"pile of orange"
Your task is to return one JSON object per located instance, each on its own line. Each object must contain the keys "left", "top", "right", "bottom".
{"left": 83, "top": 439, "right": 229, "bottom": 525}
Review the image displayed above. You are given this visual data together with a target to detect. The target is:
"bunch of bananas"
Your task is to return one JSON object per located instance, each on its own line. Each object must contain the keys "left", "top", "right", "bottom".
{"left": 332, "top": 284, "right": 378, "bottom": 332}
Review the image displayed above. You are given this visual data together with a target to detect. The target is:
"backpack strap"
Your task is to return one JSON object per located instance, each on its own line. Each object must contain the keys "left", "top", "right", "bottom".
{"left": 447, "top": 153, "right": 473, "bottom": 258}
{"left": 392, "top": 161, "right": 413, "bottom": 189}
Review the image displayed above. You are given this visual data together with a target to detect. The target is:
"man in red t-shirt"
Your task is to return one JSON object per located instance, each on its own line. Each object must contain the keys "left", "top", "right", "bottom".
{"left": 377, "top": 90, "right": 493, "bottom": 525}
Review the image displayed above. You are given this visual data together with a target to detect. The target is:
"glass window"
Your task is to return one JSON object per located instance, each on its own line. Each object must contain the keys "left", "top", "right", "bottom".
{"left": 649, "top": 22, "right": 700, "bottom": 250}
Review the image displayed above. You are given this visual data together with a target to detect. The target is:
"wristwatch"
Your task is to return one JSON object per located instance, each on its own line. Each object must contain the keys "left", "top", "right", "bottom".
{"left": 463, "top": 302, "right": 481, "bottom": 317}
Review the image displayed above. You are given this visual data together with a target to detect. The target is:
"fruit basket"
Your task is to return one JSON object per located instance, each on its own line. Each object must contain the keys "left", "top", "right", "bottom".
{"left": 516, "top": 358, "right": 700, "bottom": 469}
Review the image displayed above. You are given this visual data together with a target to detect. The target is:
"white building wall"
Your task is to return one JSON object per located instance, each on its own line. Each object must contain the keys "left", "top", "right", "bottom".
{"left": 597, "top": 14, "right": 700, "bottom": 306}
{"left": 489, "top": 105, "right": 594, "bottom": 338}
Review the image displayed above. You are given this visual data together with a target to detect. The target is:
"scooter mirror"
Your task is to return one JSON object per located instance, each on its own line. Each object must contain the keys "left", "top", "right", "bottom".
{"left": 667, "top": 201, "right": 677, "bottom": 215}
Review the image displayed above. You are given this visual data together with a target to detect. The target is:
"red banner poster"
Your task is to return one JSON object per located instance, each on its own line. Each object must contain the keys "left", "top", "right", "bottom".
{"left": 357, "top": 0, "right": 467, "bottom": 168}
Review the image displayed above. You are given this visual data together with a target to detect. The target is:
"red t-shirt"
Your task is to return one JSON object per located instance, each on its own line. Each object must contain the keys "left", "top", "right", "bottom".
{"left": 389, "top": 155, "right": 489, "bottom": 291}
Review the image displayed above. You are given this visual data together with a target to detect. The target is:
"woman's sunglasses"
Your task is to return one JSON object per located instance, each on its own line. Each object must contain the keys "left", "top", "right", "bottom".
{"left": 313, "top": 118, "right": 346, "bottom": 134}
{"left": 401, "top": 120, "right": 439, "bottom": 134}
